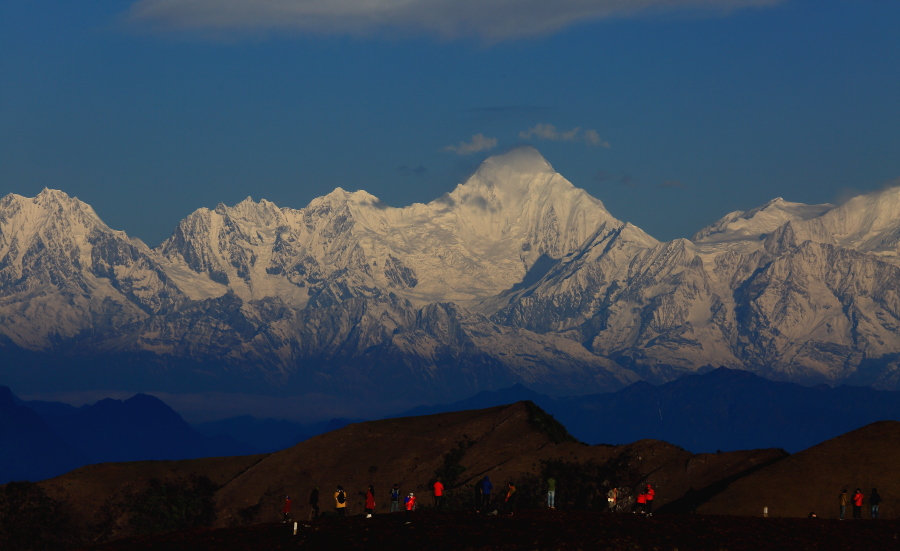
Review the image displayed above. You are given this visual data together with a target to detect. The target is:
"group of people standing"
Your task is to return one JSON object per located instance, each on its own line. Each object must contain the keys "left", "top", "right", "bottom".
{"left": 545, "top": 477, "right": 655, "bottom": 515}
{"left": 293, "top": 478, "right": 444, "bottom": 520}
{"left": 838, "top": 488, "right": 882, "bottom": 520}
{"left": 474, "top": 476, "right": 518, "bottom": 515}
{"left": 285, "top": 477, "right": 658, "bottom": 520}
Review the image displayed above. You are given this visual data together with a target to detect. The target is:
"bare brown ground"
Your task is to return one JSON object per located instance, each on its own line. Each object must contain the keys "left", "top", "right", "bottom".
{"left": 701, "top": 421, "right": 900, "bottom": 519}
{"left": 81, "top": 509, "right": 900, "bottom": 551}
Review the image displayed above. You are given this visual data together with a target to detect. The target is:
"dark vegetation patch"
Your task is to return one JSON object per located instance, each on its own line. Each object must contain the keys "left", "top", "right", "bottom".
{"left": 128, "top": 476, "right": 219, "bottom": 535}
{"left": 0, "top": 481, "right": 78, "bottom": 551}
{"left": 522, "top": 401, "right": 578, "bottom": 444}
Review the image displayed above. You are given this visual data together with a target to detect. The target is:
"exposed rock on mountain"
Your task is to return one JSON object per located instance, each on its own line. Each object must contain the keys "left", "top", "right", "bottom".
{"left": 2, "top": 147, "right": 900, "bottom": 398}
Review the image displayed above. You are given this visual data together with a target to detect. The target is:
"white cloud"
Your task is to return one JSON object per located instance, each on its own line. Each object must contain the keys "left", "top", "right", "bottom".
{"left": 443, "top": 133, "right": 498, "bottom": 155}
{"left": 127, "top": 0, "right": 785, "bottom": 41}
{"left": 519, "top": 124, "right": 610, "bottom": 147}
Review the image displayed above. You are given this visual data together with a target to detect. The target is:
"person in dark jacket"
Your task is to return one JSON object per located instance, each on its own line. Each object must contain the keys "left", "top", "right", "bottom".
{"left": 308, "top": 487, "right": 320, "bottom": 519}
{"left": 389, "top": 483, "right": 401, "bottom": 513}
{"left": 481, "top": 476, "right": 493, "bottom": 512}
{"left": 475, "top": 477, "right": 484, "bottom": 511}
{"left": 839, "top": 489, "right": 848, "bottom": 520}
{"left": 870, "top": 488, "right": 882, "bottom": 519}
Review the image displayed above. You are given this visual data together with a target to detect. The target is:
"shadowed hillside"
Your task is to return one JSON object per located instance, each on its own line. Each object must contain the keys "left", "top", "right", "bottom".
{"left": 3, "top": 402, "right": 787, "bottom": 549}
{"left": 210, "top": 402, "right": 783, "bottom": 525}
{"left": 700, "top": 421, "right": 900, "bottom": 519}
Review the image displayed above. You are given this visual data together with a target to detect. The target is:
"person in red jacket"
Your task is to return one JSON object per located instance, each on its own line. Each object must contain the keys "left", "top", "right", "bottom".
{"left": 365, "top": 485, "right": 376, "bottom": 518}
{"left": 405, "top": 492, "right": 417, "bottom": 513}
{"left": 433, "top": 477, "right": 445, "bottom": 511}
{"left": 645, "top": 484, "right": 655, "bottom": 516}
{"left": 635, "top": 491, "right": 647, "bottom": 515}
{"left": 852, "top": 488, "right": 864, "bottom": 520}
{"left": 282, "top": 495, "right": 292, "bottom": 523}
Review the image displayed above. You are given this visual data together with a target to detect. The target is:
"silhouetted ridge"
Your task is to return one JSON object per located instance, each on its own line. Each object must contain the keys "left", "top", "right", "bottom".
{"left": 0, "top": 386, "right": 87, "bottom": 483}
{"left": 522, "top": 400, "right": 578, "bottom": 444}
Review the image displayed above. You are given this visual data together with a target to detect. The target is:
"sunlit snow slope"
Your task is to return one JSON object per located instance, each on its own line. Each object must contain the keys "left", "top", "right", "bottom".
{"left": 1, "top": 147, "right": 899, "bottom": 398}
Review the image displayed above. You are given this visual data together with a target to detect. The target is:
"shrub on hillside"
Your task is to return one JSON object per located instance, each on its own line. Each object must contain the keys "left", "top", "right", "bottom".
{"left": 128, "top": 475, "right": 218, "bottom": 535}
{"left": 0, "top": 481, "right": 77, "bottom": 550}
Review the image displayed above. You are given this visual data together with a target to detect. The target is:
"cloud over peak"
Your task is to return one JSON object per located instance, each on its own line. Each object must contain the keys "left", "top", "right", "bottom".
{"left": 443, "top": 134, "right": 498, "bottom": 155}
{"left": 520, "top": 124, "right": 610, "bottom": 147}
{"left": 127, "top": 0, "right": 784, "bottom": 41}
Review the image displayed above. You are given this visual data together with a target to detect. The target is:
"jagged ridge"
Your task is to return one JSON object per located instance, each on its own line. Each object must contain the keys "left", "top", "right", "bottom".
{"left": 1, "top": 147, "right": 899, "bottom": 398}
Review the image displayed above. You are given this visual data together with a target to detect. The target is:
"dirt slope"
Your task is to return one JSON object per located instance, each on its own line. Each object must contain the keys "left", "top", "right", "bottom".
{"left": 700, "top": 420, "right": 900, "bottom": 518}
{"left": 38, "top": 454, "right": 266, "bottom": 541}
{"left": 5, "top": 401, "right": 789, "bottom": 549}
{"left": 214, "top": 402, "right": 785, "bottom": 523}
{"left": 83, "top": 510, "right": 900, "bottom": 551}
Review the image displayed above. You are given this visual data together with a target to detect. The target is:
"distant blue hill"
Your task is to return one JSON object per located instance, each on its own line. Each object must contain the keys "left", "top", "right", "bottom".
{"left": 8, "top": 367, "right": 900, "bottom": 485}
{"left": 42, "top": 394, "right": 257, "bottom": 463}
{"left": 391, "top": 368, "right": 900, "bottom": 453}
{"left": 194, "top": 416, "right": 364, "bottom": 453}
{"left": 387, "top": 383, "right": 544, "bottom": 419}
{"left": 0, "top": 386, "right": 87, "bottom": 484}
{"left": 1, "top": 387, "right": 256, "bottom": 483}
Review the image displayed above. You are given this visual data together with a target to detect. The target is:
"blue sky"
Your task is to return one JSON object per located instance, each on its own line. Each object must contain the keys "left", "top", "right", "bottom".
{"left": 2, "top": 0, "right": 899, "bottom": 246}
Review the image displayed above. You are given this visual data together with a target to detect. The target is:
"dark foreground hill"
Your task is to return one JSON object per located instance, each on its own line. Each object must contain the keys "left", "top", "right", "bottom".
{"left": 211, "top": 401, "right": 784, "bottom": 525}
{"left": 2, "top": 402, "right": 784, "bottom": 549}
{"left": 82, "top": 510, "right": 900, "bottom": 551}
{"left": 10, "top": 403, "right": 900, "bottom": 550}
{"left": 700, "top": 421, "right": 900, "bottom": 519}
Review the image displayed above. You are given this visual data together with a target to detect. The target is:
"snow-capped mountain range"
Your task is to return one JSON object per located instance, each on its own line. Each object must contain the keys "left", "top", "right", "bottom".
{"left": 2, "top": 147, "right": 899, "bottom": 399}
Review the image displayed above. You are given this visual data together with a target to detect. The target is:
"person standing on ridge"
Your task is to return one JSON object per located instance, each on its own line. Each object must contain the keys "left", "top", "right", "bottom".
{"left": 645, "top": 484, "right": 655, "bottom": 516}
{"left": 308, "top": 487, "right": 320, "bottom": 519}
{"left": 547, "top": 477, "right": 556, "bottom": 509}
{"left": 282, "top": 495, "right": 292, "bottom": 523}
{"left": 607, "top": 487, "right": 618, "bottom": 512}
{"left": 390, "top": 483, "right": 401, "bottom": 513}
{"left": 365, "top": 485, "right": 375, "bottom": 518}
{"left": 433, "top": 477, "right": 445, "bottom": 511}
{"left": 405, "top": 492, "right": 417, "bottom": 513}
{"left": 839, "top": 489, "right": 848, "bottom": 520}
{"left": 481, "top": 476, "right": 493, "bottom": 513}
{"left": 475, "top": 477, "right": 485, "bottom": 511}
{"left": 504, "top": 481, "right": 518, "bottom": 516}
{"left": 852, "top": 488, "right": 864, "bottom": 520}
{"left": 635, "top": 489, "right": 647, "bottom": 515}
{"left": 870, "top": 488, "right": 881, "bottom": 519}
{"left": 335, "top": 485, "right": 347, "bottom": 518}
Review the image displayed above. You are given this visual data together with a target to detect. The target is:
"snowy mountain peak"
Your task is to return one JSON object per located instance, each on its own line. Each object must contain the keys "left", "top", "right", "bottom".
{"left": 475, "top": 146, "right": 555, "bottom": 177}
{"left": 800, "top": 184, "right": 900, "bottom": 257}
{"left": 692, "top": 195, "right": 834, "bottom": 250}
{"left": 5, "top": 156, "right": 900, "bottom": 399}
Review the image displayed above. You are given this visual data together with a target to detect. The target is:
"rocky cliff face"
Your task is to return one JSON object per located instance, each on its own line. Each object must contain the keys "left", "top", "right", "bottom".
{"left": 2, "top": 147, "right": 899, "bottom": 398}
